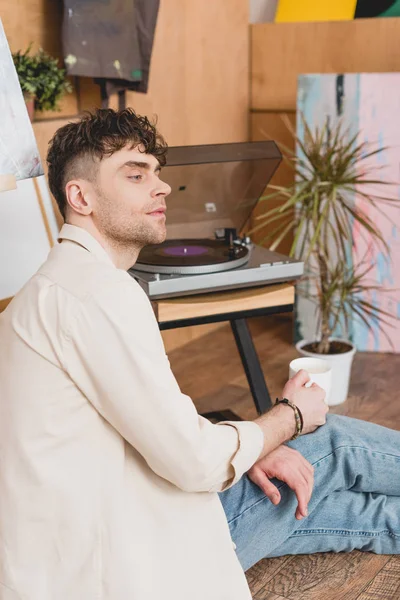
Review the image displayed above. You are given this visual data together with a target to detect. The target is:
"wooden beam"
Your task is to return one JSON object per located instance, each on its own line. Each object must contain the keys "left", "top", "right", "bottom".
{"left": 155, "top": 284, "right": 295, "bottom": 324}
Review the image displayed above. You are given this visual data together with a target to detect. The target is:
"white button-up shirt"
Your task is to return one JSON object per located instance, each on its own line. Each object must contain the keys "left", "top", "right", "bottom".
{"left": 0, "top": 224, "right": 264, "bottom": 600}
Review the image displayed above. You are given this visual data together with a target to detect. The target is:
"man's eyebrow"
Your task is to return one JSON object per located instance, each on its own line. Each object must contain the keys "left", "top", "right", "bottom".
{"left": 121, "top": 160, "right": 161, "bottom": 172}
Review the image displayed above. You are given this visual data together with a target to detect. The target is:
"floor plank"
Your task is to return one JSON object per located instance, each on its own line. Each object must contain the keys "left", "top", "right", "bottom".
{"left": 169, "top": 313, "right": 400, "bottom": 600}
{"left": 245, "top": 556, "right": 293, "bottom": 592}
{"left": 253, "top": 593, "right": 291, "bottom": 600}
{"left": 256, "top": 552, "right": 390, "bottom": 600}
{"left": 356, "top": 556, "right": 400, "bottom": 599}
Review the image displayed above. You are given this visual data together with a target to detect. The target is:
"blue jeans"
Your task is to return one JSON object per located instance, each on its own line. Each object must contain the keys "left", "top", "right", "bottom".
{"left": 218, "top": 413, "right": 400, "bottom": 572}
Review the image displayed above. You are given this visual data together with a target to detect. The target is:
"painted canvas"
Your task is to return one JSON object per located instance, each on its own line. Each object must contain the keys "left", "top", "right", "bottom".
{"left": 296, "top": 73, "right": 400, "bottom": 353}
{"left": 276, "top": 0, "right": 357, "bottom": 22}
{"left": 275, "top": 0, "right": 400, "bottom": 22}
{"left": 0, "top": 19, "right": 57, "bottom": 303}
{"left": 0, "top": 18, "right": 43, "bottom": 181}
{"left": 355, "top": 0, "right": 400, "bottom": 18}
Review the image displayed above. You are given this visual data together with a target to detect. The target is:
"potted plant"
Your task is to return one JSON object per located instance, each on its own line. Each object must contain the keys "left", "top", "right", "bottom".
{"left": 12, "top": 45, "right": 72, "bottom": 121}
{"left": 254, "top": 116, "right": 398, "bottom": 406}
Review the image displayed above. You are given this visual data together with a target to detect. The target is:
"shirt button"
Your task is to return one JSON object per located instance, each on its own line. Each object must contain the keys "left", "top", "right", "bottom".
{"left": 232, "top": 541, "right": 237, "bottom": 550}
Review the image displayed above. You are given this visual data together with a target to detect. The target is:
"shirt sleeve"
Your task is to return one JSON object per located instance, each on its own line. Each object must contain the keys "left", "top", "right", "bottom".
{"left": 62, "top": 277, "right": 264, "bottom": 493}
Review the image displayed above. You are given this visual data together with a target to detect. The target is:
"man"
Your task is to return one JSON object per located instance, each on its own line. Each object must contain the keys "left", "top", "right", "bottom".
{"left": 1, "top": 108, "right": 400, "bottom": 600}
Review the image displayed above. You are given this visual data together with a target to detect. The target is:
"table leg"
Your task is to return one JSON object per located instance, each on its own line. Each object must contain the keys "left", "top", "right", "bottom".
{"left": 230, "top": 318, "right": 272, "bottom": 415}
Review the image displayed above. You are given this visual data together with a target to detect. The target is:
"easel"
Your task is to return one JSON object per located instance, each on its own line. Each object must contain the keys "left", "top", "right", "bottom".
{"left": 99, "top": 81, "right": 126, "bottom": 111}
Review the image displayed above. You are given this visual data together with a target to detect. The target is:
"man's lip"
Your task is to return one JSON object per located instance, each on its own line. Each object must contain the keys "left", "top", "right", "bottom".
{"left": 148, "top": 208, "right": 166, "bottom": 215}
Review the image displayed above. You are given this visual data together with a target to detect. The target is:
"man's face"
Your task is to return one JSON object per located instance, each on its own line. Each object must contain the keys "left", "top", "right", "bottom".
{"left": 90, "top": 144, "right": 171, "bottom": 249}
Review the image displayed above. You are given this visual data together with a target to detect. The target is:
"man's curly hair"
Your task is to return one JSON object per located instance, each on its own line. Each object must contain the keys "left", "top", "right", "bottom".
{"left": 47, "top": 108, "right": 168, "bottom": 219}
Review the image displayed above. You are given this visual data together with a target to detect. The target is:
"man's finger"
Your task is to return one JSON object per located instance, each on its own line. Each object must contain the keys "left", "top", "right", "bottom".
{"left": 297, "top": 466, "right": 314, "bottom": 518}
{"left": 290, "top": 369, "right": 311, "bottom": 387}
{"left": 291, "top": 477, "right": 310, "bottom": 519}
{"left": 279, "top": 450, "right": 314, "bottom": 518}
{"left": 249, "top": 471, "right": 281, "bottom": 505}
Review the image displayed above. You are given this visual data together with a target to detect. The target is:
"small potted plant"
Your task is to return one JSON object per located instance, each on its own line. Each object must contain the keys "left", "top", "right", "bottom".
{"left": 254, "top": 116, "right": 398, "bottom": 405}
{"left": 12, "top": 45, "right": 72, "bottom": 120}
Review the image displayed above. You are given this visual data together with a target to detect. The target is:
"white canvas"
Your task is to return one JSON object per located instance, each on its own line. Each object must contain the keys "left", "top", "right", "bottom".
{"left": 0, "top": 176, "right": 59, "bottom": 299}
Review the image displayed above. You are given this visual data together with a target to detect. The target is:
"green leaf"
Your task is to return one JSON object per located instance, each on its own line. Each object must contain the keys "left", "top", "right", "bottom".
{"left": 269, "top": 220, "right": 295, "bottom": 252}
{"left": 257, "top": 218, "right": 293, "bottom": 248}
{"left": 12, "top": 45, "right": 72, "bottom": 112}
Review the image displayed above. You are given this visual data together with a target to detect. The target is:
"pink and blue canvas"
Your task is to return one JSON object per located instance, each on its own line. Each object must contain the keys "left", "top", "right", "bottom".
{"left": 296, "top": 73, "right": 400, "bottom": 353}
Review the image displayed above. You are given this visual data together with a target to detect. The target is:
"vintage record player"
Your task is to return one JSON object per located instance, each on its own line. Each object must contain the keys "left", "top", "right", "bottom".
{"left": 129, "top": 142, "right": 303, "bottom": 299}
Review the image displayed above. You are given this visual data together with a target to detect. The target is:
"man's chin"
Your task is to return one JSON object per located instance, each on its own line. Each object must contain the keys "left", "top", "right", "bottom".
{"left": 143, "top": 232, "right": 166, "bottom": 247}
{"left": 152, "top": 227, "right": 167, "bottom": 245}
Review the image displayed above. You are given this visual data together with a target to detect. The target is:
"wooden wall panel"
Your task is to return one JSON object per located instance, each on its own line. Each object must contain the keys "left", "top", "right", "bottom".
{"left": 2, "top": 0, "right": 63, "bottom": 56}
{"left": 250, "top": 111, "right": 295, "bottom": 255}
{"left": 1, "top": 0, "right": 250, "bottom": 352}
{"left": 125, "top": 0, "right": 249, "bottom": 146}
{"left": 1, "top": 0, "right": 79, "bottom": 120}
{"left": 251, "top": 17, "right": 400, "bottom": 110}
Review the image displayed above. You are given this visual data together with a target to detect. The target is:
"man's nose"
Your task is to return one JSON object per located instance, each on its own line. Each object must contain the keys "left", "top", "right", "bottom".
{"left": 156, "top": 179, "right": 172, "bottom": 197}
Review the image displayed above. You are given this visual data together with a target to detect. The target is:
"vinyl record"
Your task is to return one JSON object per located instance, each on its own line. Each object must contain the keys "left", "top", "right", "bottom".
{"left": 135, "top": 238, "right": 250, "bottom": 275}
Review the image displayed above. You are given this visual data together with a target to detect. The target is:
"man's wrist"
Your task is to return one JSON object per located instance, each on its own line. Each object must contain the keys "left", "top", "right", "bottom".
{"left": 253, "top": 403, "right": 296, "bottom": 460}
{"left": 271, "top": 402, "right": 298, "bottom": 440}
{"left": 275, "top": 398, "right": 303, "bottom": 440}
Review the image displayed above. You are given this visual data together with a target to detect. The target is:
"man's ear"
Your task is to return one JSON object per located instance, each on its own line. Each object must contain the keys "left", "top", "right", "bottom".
{"left": 65, "top": 180, "right": 94, "bottom": 216}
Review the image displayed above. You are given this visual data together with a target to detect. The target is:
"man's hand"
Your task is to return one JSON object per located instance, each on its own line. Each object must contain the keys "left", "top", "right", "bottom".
{"left": 282, "top": 370, "right": 328, "bottom": 436}
{"left": 247, "top": 445, "right": 314, "bottom": 520}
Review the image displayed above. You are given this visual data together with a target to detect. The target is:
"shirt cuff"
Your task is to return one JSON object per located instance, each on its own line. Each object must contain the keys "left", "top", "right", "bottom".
{"left": 214, "top": 420, "right": 264, "bottom": 490}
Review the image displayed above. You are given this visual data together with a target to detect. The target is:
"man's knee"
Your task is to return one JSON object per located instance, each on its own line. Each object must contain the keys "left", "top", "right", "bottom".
{"left": 288, "top": 413, "right": 349, "bottom": 454}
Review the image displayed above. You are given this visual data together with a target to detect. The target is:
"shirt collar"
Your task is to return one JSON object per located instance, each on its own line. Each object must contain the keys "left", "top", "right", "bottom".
{"left": 58, "top": 224, "right": 116, "bottom": 267}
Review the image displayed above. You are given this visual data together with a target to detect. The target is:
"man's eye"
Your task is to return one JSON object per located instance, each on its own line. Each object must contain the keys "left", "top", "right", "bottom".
{"left": 128, "top": 174, "right": 143, "bottom": 181}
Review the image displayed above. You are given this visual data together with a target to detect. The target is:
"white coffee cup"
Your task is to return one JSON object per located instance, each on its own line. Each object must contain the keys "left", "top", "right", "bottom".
{"left": 289, "top": 357, "right": 332, "bottom": 403}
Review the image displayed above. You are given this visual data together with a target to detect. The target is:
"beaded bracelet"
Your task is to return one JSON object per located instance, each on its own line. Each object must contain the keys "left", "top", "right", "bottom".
{"left": 275, "top": 398, "right": 304, "bottom": 440}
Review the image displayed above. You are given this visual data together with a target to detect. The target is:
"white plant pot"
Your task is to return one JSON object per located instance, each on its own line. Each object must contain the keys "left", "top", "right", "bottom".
{"left": 295, "top": 339, "right": 356, "bottom": 406}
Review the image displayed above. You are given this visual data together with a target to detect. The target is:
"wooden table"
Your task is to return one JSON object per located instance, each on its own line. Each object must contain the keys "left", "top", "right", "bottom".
{"left": 153, "top": 283, "right": 295, "bottom": 421}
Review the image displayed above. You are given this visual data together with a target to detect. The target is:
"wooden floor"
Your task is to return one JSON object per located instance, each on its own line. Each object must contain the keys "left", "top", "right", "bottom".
{"left": 168, "top": 313, "right": 400, "bottom": 600}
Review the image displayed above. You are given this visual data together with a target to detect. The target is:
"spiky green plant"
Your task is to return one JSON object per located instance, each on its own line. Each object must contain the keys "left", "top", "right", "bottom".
{"left": 254, "top": 115, "right": 399, "bottom": 354}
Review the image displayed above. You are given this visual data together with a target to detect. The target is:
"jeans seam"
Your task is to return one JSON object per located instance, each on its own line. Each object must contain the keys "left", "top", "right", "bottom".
{"left": 228, "top": 445, "right": 400, "bottom": 526}
{"left": 309, "top": 445, "right": 400, "bottom": 465}
{"left": 290, "top": 528, "right": 400, "bottom": 538}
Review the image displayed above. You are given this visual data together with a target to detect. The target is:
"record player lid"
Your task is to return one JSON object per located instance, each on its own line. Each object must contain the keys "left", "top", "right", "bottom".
{"left": 161, "top": 141, "right": 281, "bottom": 239}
